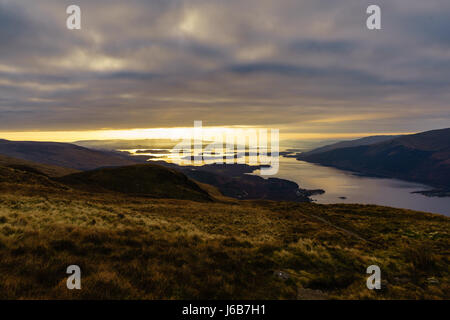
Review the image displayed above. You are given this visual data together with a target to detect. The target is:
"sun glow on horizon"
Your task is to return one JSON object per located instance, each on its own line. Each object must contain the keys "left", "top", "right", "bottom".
{"left": 0, "top": 127, "right": 260, "bottom": 142}
{"left": 0, "top": 127, "right": 416, "bottom": 143}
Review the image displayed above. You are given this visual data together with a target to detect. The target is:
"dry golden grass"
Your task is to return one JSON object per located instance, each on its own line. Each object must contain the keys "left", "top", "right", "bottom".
{"left": 0, "top": 181, "right": 448, "bottom": 299}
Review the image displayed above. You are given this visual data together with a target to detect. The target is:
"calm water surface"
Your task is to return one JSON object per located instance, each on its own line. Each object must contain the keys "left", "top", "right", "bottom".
{"left": 256, "top": 157, "right": 450, "bottom": 216}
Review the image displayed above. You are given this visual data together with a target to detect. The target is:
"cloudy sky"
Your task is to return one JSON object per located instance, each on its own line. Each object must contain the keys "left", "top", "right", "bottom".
{"left": 0, "top": 0, "right": 449, "bottom": 141}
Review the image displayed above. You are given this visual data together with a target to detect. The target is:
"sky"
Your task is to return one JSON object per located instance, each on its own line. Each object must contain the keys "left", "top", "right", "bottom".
{"left": 0, "top": 0, "right": 449, "bottom": 141}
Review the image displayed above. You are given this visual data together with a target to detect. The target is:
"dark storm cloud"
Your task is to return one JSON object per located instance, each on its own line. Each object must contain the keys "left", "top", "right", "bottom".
{"left": 0, "top": 0, "right": 449, "bottom": 134}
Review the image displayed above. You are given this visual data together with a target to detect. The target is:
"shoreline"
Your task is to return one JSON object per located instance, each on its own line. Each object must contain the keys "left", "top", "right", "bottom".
{"left": 282, "top": 154, "right": 450, "bottom": 199}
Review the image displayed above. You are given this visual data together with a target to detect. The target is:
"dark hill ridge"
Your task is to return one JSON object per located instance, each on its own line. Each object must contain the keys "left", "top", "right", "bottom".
{"left": 301, "top": 135, "right": 399, "bottom": 156}
{"left": 298, "top": 128, "right": 450, "bottom": 189}
{"left": 0, "top": 154, "right": 78, "bottom": 177}
{"left": 57, "top": 163, "right": 213, "bottom": 202}
{"left": 393, "top": 128, "right": 450, "bottom": 151}
{"left": 0, "top": 139, "right": 147, "bottom": 171}
{"left": 0, "top": 165, "right": 68, "bottom": 191}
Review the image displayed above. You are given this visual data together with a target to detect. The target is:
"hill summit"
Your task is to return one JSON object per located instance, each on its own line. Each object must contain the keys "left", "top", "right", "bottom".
{"left": 57, "top": 163, "right": 214, "bottom": 202}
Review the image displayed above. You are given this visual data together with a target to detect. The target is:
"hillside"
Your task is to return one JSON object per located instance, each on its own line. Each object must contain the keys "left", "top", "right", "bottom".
{"left": 57, "top": 163, "right": 213, "bottom": 202}
{"left": 298, "top": 128, "right": 450, "bottom": 189}
{"left": 0, "top": 154, "right": 78, "bottom": 177}
{"left": 0, "top": 165, "right": 69, "bottom": 192}
{"left": 0, "top": 139, "right": 147, "bottom": 171}
{"left": 301, "top": 135, "right": 399, "bottom": 156}
{"left": 0, "top": 167, "right": 448, "bottom": 299}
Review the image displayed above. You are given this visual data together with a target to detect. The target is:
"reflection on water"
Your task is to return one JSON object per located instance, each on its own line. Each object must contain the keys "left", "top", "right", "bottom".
{"left": 255, "top": 157, "right": 450, "bottom": 216}
{"left": 121, "top": 147, "right": 273, "bottom": 166}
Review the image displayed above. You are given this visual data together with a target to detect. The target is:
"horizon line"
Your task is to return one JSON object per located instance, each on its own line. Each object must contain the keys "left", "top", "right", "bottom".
{"left": 0, "top": 128, "right": 419, "bottom": 143}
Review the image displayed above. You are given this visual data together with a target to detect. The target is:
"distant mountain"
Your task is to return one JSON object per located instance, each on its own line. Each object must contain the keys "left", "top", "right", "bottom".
{"left": 0, "top": 139, "right": 148, "bottom": 171}
{"left": 280, "top": 139, "right": 343, "bottom": 151}
{"left": 298, "top": 128, "right": 450, "bottom": 188}
{"left": 57, "top": 163, "right": 213, "bottom": 202}
{"left": 301, "top": 135, "right": 399, "bottom": 156}
{"left": 74, "top": 139, "right": 180, "bottom": 151}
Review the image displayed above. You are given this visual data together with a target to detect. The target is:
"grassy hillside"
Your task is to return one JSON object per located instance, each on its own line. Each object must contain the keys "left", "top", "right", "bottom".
{"left": 0, "top": 166, "right": 69, "bottom": 192}
{"left": 0, "top": 154, "right": 78, "bottom": 177}
{"left": 57, "top": 164, "right": 213, "bottom": 202}
{"left": 0, "top": 166, "right": 448, "bottom": 299}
